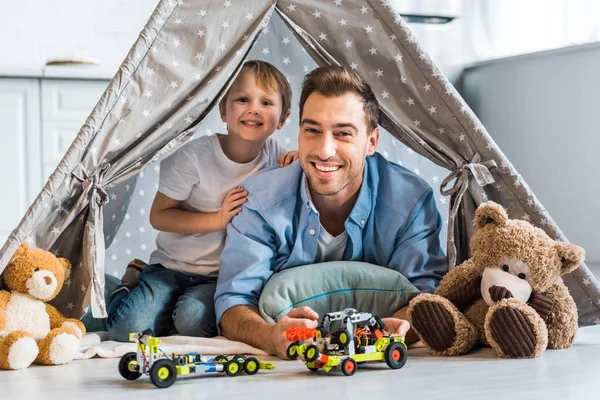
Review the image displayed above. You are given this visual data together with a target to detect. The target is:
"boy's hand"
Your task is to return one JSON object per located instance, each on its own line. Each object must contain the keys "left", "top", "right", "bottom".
{"left": 268, "top": 307, "right": 319, "bottom": 359}
{"left": 381, "top": 317, "right": 411, "bottom": 340}
{"left": 279, "top": 151, "right": 298, "bottom": 167}
{"left": 217, "top": 187, "right": 248, "bottom": 228}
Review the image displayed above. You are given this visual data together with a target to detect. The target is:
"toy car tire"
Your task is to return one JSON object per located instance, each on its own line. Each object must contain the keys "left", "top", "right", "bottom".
{"left": 304, "top": 344, "right": 320, "bottom": 362}
{"left": 118, "top": 352, "right": 142, "bottom": 380}
{"left": 214, "top": 355, "right": 228, "bottom": 363}
{"left": 341, "top": 358, "right": 357, "bottom": 376}
{"left": 225, "top": 359, "right": 242, "bottom": 376}
{"left": 373, "top": 316, "right": 385, "bottom": 331}
{"left": 244, "top": 357, "right": 260, "bottom": 375}
{"left": 286, "top": 343, "right": 299, "bottom": 360}
{"left": 150, "top": 359, "right": 177, "bottom": 388}
{"left": 337, "top": 330, "right": 351, "bottom": 346}
{"left": 384, "top": 342, "right": 408, "bottom": 369}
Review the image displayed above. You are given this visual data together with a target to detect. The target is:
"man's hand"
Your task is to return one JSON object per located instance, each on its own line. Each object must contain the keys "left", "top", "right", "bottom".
{"left": 382, "top": 317, "right": 411, "bottom": 340}
{"left": 278, "top": 151, "right": 299, "bottom": 167}
{"left": 268, "top": 307, "right": 319, "bottom": 359}
{"left": 217, "top": 187, "right": 248, "bottom": 229}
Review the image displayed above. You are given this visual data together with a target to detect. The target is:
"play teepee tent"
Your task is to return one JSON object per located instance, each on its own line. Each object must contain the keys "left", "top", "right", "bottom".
{"left": 1, "top": 0, "right": 599, "bottom": 326}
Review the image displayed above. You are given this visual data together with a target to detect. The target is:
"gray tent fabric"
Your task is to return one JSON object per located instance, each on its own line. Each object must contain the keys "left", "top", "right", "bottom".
{"left": 1, "top": 0, "right": 599, "bottom": 327}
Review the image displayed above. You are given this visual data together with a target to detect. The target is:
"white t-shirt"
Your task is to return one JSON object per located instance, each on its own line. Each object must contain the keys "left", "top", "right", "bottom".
{"left": 149, "top": 134, "right": 286, "bottom": 276}
{"left": 314, "top": 227, "right": 348, "bottom": 263}
{"left": 306, "top": 182, "right": 349, "bottom": 263}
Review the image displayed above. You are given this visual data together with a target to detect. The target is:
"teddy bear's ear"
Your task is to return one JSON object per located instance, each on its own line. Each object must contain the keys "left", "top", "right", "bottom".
{"left": 58, "top": 257, "right": 72, "bottom": 280}
{"left": 474, "top": 201, "right": 508, "bottom": 229}
{"left": 9, "top": 242, "right": 29, "bottom": 264}
{"left": 555, "top": 242, "right": 585, "bottom": 275}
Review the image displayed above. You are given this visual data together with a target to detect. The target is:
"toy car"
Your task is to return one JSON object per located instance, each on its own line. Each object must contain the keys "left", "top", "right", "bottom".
{"left": 118, "top": 330, "right": 275, "bottom": 388}
{"left": 285, "top": 308, "right": 408, "bottom": 376}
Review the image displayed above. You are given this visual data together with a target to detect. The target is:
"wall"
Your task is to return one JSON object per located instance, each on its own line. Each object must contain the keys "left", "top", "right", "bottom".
{"left": 461, "top": 43, "right": 600, "bottom": 268}
{"left": 0, "top": 0, "right": 158, "bottom": 72}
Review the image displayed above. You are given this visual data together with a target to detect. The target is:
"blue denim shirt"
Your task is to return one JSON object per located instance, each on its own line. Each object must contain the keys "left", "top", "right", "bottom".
{"left": 215, "top": 152, "right": 448, "bottom": 324}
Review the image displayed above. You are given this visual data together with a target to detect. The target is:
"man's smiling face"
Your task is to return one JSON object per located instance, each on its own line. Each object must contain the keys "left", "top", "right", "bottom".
{"left": 298, "top": 91, "right": 379, "bottom": 201}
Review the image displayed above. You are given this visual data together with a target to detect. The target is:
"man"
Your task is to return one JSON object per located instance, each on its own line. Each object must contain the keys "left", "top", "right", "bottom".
{"left": 215, "top": 66, "right": 448, "bottom": 358}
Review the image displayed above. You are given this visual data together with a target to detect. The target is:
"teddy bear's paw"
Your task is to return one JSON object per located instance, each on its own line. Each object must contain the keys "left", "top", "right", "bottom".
{"left": 35, "top": 329, "right": 80, "bottom": 365}
{"left": 486, "top": 299, "right": 548, "bottom": 358}
{"left": 409, "top": 295, "right": 478, "bottom": 356}
{"left": 61, "top": 321, "right": 84, "bottom": 339}
{"left": 0, "top": 331, "right": 38, "bottom": 370}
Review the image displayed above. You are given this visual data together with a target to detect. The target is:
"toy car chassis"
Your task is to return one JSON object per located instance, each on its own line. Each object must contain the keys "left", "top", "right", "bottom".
{"left": 285, "top": 308, "right": 408, "bottom": 376}
{"left": 118, "top": 330, "right": 275, "bottom": 388}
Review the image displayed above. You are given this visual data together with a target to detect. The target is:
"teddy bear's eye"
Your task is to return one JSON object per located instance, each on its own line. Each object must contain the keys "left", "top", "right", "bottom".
{"left": 34, "top": 268, "right": 39, "bottom": 272}
{"left": 518, "top": 273, "right": 526, "bottom": 279}
{"left": 502, "top": 264, "right": 510, "bottom": 272}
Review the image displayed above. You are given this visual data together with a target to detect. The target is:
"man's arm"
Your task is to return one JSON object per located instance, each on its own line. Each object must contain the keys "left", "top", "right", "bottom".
{"left": 386, "top": 189, "right": 448, "bottom": 342}
{"left": 221, "top": 305, "right": 318, "bottom": 358}
{"left": 389, "top": 189, "right": 448, "bottom": 294}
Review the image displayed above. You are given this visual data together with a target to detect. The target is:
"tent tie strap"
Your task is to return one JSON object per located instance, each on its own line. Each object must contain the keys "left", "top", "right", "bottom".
{"left": 440, "top": 154, "right": 497, "bottom": 197}
{"left": 72, "top": 163, "right": 110, "bottom": 207}
{"left": 440, "top": 154, "right": 497, "bottom": 269}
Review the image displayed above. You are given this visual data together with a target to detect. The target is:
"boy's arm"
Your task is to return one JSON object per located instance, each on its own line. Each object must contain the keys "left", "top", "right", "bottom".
{"left": 149, "top": 188, "right": 247, "bottom": 234}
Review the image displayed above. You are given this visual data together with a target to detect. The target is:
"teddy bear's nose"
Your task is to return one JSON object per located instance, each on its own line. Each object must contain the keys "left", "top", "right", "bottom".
{"left": 44, "top": 276, "right": 52, "bottom": 285}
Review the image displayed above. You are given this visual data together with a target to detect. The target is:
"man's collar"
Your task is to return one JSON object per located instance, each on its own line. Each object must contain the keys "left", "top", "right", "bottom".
{"left": 300, "top": 159, "right": 372, "bottom": 227}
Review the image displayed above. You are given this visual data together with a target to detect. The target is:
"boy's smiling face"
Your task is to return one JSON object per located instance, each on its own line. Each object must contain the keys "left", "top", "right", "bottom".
{"left": 220, "top": 69, "right": 289, "bottom": 143}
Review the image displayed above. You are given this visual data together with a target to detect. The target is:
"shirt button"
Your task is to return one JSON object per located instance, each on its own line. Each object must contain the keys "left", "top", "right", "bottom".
{"left": 309, "top": 229, "right": 316, "bottom": 235}
{"left": 360, "top": 220, "right": 365, "bottom": 225}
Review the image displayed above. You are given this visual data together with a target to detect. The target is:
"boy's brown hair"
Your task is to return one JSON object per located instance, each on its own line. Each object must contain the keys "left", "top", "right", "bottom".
{"left": 219, "top": 60, "right": 292, "bottom": 121}
{"left": 299, "top": 66, "right": 380, "bottom": 133}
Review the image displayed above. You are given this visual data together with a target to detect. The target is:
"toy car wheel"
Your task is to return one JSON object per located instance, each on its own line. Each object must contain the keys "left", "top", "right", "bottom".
{"left": 384, "top": 342, "right": 408, "bottom": 369}
{"left": 286, "top": 343, "right": 299, "bottom": 360}
{"left": 150, "top": 359, "right": 177, "bottom": 388}
{"left": 337, "top": 330, "right": 351, "bottom": 346}
{"left": 214, "top": 355, "right": 228, "bottom": 363}
{"left": 304, "top": 344, "right": 320, "bottom": 362}
{"left": 118, "top": 352, "right": 142, "bottom": 380}
{"left": 225, "top": 359, "right": 242, "bottom": 376}
{"left": 244, "top": 357, "right": 260, "bottom": 375}
{"left": 233, "top": 354, "right": 246, "bottom": 362}
{"left": 341, "top": 358, "right": 357, "bottom": 376}
{"left": 307, "top": 366, "right": 320, "bottom": 372}
{"left": 373, "top": 316, "right": 385, "bottom": 331}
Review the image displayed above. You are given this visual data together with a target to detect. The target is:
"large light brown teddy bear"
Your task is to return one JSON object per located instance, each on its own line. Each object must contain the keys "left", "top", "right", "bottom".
{"left": 408, "top": 201, "right": 584, "bottom": 358}
{"left": 0, "top": 243, "right": 85, "bottom": 370}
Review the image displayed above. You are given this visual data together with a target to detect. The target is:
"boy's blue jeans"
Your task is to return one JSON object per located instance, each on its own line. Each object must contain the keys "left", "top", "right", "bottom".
{"left": 106, "top": 263, "right": 217, "bottom": 342}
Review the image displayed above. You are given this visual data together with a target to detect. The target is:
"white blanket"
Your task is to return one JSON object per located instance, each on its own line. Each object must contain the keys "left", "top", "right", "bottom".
{"left": 76, "top": 331, "right": 268, "bottom": 360}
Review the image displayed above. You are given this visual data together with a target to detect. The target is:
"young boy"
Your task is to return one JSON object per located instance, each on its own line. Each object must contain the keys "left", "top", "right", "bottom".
{"left": 106, "top": 60, "right": 296, "bottom": 342}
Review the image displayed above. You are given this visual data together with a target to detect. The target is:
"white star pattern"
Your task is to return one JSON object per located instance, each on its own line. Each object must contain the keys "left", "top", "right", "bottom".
{"left": 339, "top": 18, "right": 347, "bottom": 26}
{"left": 197, "top": 29, "right": 205, "bottom": 37}
{"left": 319, "top": 33, "right": 327, "bottom": 41}
{"left": 369, "top": 47, "right": 377, "bottom": 55}
{"left": 381, "top": 91, "right": 389, "bottom": 99}
{"left": 344, "top": 40, "right": 353, "bottom": 48}
{"left": 365, "top": 25, "right": 374, "bottom": 33}
{"left": 198, "top": 10, "right": 207, "bottom": 17}
{"left": 282, "top": 57, "right": 290, "bottom": 65}
{"left": 222, "top": 21, "right": 230, "bottom": 29}
{"left": 406, "top": 98, "right": 415, "bottom": 106}
{"left": 223, "top": 0, "right": 232, "bottom": 8}
{"left": 350, "top": 62, "right": 358, "bottom": 70}
{"left": 245, "top": 13, "right": 254, "bottom": 20}
{"left": 375, "top": 69, "right": 383, "bottom": 77}
{"left": 282, "top": 37, "right": 291, "bottom": 45}
{"left": 287, "top": 4, "right": 296, "bottom": 12}
{"left": 313, "top": 10, "right": 322, "bottom": 18}
{"left": 360, "top": 6, "right": 369, "bottom": 14}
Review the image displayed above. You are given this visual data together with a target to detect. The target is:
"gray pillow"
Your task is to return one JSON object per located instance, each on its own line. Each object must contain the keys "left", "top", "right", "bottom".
{"left": 258, "top": 261, "right": 421, "bottom": 323}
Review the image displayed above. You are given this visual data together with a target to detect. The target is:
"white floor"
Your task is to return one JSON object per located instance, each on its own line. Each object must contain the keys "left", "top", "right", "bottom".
{"left": 2, "top": 325, "right": 599, "bottom": 400}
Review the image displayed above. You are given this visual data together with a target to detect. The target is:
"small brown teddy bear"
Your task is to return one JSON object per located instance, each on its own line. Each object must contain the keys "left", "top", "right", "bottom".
{"left": 408, "top": 201, "right": 584, "bottom": 358}
{"left": 0, "top": 243, "right": 85, "bottom": 370}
